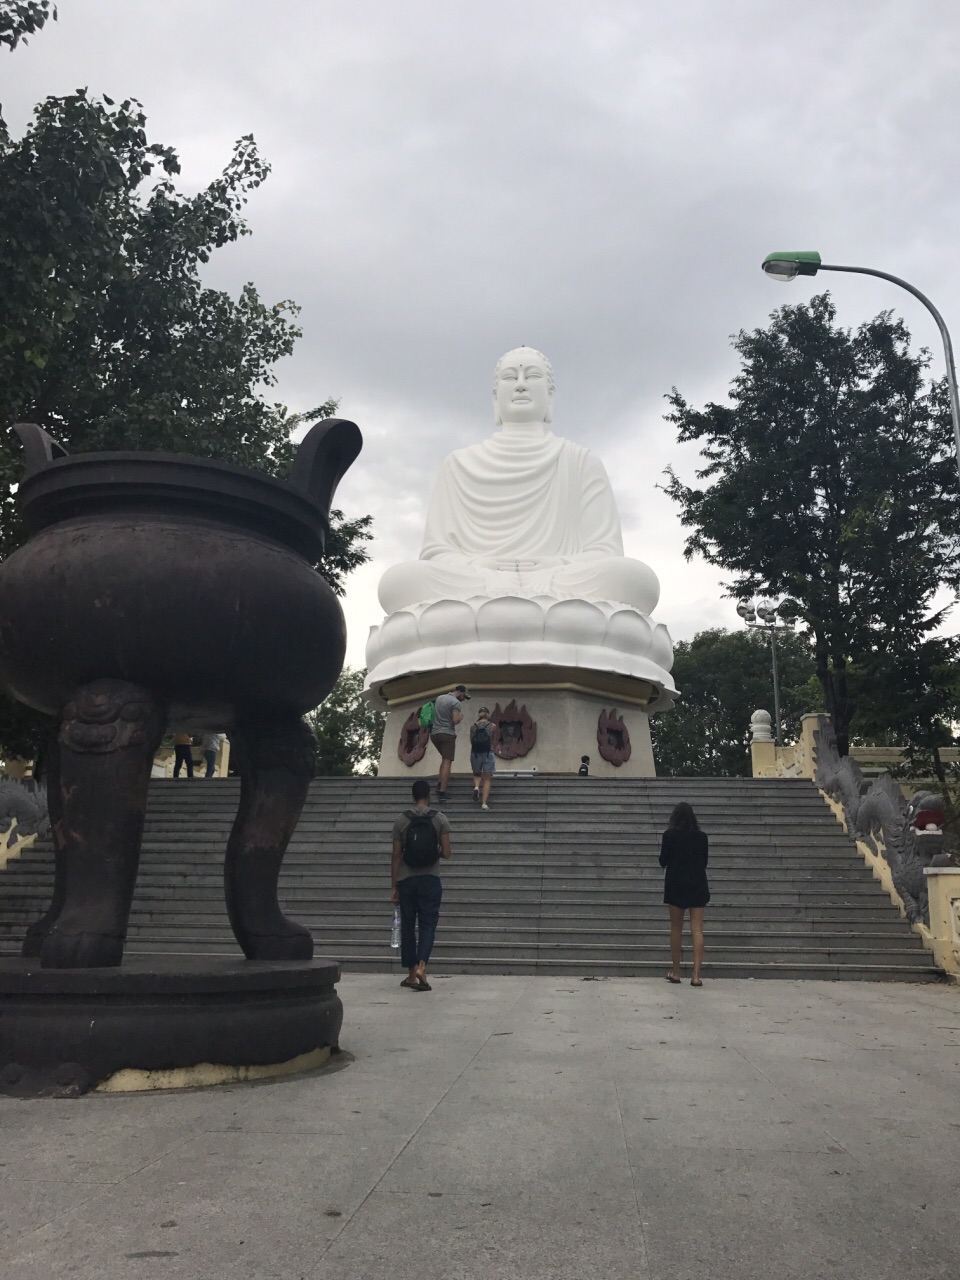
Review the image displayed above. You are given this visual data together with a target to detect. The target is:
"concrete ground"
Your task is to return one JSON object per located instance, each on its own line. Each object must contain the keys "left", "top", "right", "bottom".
{"left": 2, "top": 974, "right": 959, "bottom": 1280}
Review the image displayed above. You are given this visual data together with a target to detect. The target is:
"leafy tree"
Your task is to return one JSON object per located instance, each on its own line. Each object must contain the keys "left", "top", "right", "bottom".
{"left": 663, "top": 294, "right": 960, "bottom": 756}
{"left": 0, "top": 37, "right": 371, "bottom": 759}
{"left": 0, "top": 0, "right": 55, "bottom": 51}
{"left": 306, "top": 668, "right": 385, "bottom": 776}
{"left": 0, "top": 92, "right": 343, "bottom": 546}
{"left": 651, "top": 628, "right": 817, "bottom": 776}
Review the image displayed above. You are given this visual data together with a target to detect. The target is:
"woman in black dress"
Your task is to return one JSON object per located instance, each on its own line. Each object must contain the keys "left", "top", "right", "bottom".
{"left": 659, "top": 801, "right": 709, "bottom": 986}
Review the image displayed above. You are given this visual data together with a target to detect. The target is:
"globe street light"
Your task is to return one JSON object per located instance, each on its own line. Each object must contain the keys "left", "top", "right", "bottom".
{"left": 737, "top": 597, "right": 794, "bottom": 745}
{"left": 761, "top": 251, "right": 960, "bottom": 490}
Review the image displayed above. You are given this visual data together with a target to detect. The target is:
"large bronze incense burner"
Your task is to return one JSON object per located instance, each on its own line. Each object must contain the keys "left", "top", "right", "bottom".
{"left": 0, "top": 420, "right": 361, "bottom": 1095}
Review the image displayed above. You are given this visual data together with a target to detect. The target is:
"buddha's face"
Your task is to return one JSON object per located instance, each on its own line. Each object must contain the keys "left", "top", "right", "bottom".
{"left": 494, "top": 349, "right": 554, "bottom": 425}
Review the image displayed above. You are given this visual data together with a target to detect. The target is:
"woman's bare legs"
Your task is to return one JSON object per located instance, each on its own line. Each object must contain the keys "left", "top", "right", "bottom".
{"left": 481, "top": 770, "right": 492, "bottom": 806}
{"left": 668, "top": 905, "right": 685, "bottom": 979}
{"left": 690, "top": 906, "right": 705, "bottom": 983}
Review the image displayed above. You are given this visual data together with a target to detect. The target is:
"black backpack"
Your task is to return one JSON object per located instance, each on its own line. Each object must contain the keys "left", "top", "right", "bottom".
{"left": 472, "top": 722, "right": 492, "bottom": 752}
{"left": 402, "top": 808, "right": 440, "bottom": 868}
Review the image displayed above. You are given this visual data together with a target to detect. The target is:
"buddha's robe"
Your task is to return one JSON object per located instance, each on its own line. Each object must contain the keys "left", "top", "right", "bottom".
{"left": 377, "top": 426, "right": 660, "bottom": 615}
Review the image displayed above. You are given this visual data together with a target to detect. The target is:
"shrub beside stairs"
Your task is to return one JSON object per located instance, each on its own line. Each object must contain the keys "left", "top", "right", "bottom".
{"left": 0, "top": 775, "right": 943, "bottom": 980}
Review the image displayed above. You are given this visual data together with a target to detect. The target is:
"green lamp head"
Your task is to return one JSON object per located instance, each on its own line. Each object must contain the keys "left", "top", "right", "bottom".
{"left": 761, "top": 251, "right": 822, "bottom": 282}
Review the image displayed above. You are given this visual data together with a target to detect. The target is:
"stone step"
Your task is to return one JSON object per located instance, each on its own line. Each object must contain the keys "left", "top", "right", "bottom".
{"left": 18, "top": 920, "right": 924, "bottom": 962}
{"left": 173, "top": 806, "right": 832, "bottom": 817}
{"left": 0, "top": 774, "right": 938, "bottom": 981}
{"left": 0, "top": 849, "right": 876, "bottom": 872}
{"left": 104, "top": 939, "right": 931, "bottom": 967}
{"left": 115, "top": 916, "right": 924, "bottom": 937}
{"left": 82, "top": 946, "right": 945, "bottom": 983}
{"left": 0, "top": 885, "right": 896, "bottom": 908}
{"left": 0, "top": 896, "right": 920, "bottom": 920}
{"left": 137, "top": 811, "right": 838, "bottom": 823}
{"left": 109, "top": 925, "right": 929, "bottom": 955}
{"left": 105, "top": 918, "right": 925, "bottom": 942}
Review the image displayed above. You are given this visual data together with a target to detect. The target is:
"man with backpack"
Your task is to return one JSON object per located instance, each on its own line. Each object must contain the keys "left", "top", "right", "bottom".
{"left": 470, "top": 706, "right": 498, "bottom": 810}
{"left": 422, "top": 683, "right": 470, "bottom": 802}
{"left": 391, "top": 779, "right": 452, "bottom": 990}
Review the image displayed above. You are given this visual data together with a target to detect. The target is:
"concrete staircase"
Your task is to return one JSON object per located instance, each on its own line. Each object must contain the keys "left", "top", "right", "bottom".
{"left": 0, "top": 776, "right": 942, "bottom": 980}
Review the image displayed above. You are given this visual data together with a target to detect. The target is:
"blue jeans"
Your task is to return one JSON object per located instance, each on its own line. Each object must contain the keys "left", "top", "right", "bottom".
{"left": 397, "top": 875, "right": 443, "bottom": 969}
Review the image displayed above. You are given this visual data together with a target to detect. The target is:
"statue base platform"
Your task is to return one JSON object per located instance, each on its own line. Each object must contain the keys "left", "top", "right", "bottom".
{"left": 0, "top": 956, "right": 343, "bottom": 1098}
{"left": 376, "top": 668, "right": 656, "bottom": 777}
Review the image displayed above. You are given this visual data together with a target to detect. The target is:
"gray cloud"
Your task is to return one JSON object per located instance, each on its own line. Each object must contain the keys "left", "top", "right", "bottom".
{"left": 6, "top": 0, "right": 959, "bottom": 663}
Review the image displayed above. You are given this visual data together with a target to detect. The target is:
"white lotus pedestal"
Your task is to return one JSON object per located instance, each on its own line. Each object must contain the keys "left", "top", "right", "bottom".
{"left": 364, "top": 595, "right": 677, "bottom": 778}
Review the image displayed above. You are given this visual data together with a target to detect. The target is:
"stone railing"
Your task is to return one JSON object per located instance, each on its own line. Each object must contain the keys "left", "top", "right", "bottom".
{"left": 748, "top": 710, "right": 959, "bottom": 978}
{"left": 748, "top": 710, "right": 821, "bottom": 779}
{"left": 0, "top": 777, "right": 49, "bottom": 869}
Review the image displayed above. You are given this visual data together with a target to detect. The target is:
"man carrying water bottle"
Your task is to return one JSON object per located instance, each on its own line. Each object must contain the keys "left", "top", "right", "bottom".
{"left": 391, "top": 779, "right": 453, "bottom": 991}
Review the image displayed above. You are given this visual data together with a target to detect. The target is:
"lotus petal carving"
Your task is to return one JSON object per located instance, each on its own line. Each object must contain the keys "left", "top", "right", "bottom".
{"left": 544, "top": 599, "right": 607, "bottom": 646}
{"left": 376, "top": 610, "right": 420, "bottom": 661}
{"left": 363, "top": 594, "right": 677, "bottom": 709}
{"left": 419, "top": 599, "right": 480, "bottom": 646}
{"left": 476, "top": 596, "right": 545, "bottom": 642}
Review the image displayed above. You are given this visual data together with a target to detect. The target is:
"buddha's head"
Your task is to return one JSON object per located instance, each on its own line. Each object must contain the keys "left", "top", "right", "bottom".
{"left": 493, "top": 347, "right": 555, "bottom": 427}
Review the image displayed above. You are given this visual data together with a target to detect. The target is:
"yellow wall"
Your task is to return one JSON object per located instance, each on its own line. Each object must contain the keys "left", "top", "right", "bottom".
{"left": 925, "top": 869, "right": 960, "bottom": 977}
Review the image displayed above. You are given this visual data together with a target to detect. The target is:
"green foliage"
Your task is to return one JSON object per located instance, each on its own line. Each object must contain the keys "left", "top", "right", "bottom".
{"left": 306, "top": 668, "right": 385, "bottom": 776}
{"left": 849, "top": 634, "right": 960, "bottom": 795}
{"left": 0, "top": 696, "right": 53, "bottom": 767}
{"left": 663, "top": 294, "right": 960, "bottom": 755}
{"left": 650, "top": 628, "right": 817, "bottom": 777}
{"left": 0, "top": 76, "right": 372, "bottom": 759}
{"left": 323, "top": 508, "right": 373, "bottom": 598}
{"left": 0, "top": 91, "right": 300, "bottom": 546}
{"left": 0, "top": 0, "right": 55, "bottom": 51}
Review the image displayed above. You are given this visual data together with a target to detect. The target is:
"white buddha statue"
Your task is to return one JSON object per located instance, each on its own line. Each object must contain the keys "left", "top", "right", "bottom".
{"left": 365, "top": 346, "right": 676, "bottom": 736}
{"left": 378, "top": 347, "right": 660, "bottom": 616}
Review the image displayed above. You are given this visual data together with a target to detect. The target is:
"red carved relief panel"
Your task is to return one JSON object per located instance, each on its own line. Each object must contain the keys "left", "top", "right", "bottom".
{"left": 490, "top": 700, "right": 537, "bottom": 761}
{"left": 597, "top": 707, "right": 632, "bottom": 767}
{"left": 397, "top": 708, "right": 430, "bottom": 767}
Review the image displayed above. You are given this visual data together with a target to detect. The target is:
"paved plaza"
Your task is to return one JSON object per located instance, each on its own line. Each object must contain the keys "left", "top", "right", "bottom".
{"left": 2, "top": 973, "right": 959, "bottom": 1279}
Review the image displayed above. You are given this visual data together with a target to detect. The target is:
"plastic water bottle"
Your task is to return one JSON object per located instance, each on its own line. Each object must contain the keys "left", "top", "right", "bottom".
{"left": 390, "top": 907, "right": 401, "bottom": 951}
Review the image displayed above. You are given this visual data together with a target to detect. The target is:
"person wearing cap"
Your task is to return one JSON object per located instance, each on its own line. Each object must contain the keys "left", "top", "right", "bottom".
{"left": 430, "top": 684, "right": 470, "bottom": 802}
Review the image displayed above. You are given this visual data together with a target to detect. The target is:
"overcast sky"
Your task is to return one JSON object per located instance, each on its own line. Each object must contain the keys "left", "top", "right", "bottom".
{"left": 5, "top": 1, "right": 960, "bottom": 666}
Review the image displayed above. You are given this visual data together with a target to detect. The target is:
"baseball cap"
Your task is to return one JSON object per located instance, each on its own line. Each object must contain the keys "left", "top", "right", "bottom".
{"left": 455, "top": 684, "right": 471, "bottom": 699}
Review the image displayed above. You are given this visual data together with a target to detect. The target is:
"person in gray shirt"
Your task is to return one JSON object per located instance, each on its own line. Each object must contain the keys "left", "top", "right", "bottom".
{"left": 391, "top": 779, "right": 453, "bottom": 990}
{"left": 430, "top": 683, "right": 470, "bottom": 802}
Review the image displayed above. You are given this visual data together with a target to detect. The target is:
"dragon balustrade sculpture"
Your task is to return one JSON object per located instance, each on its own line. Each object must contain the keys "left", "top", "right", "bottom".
{"left": 813, "top": 717, "right": 951, "bottom": 925}
{"left": 0, "top": 777, "right": 49, "bottom": 853}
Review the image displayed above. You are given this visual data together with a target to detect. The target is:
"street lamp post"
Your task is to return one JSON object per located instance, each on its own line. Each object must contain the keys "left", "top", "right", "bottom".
{"left": 736, "top": 598, "right": 794, "bottom": 746}
{"left": 761, "top": 251, "right": 960, "bottom": 490}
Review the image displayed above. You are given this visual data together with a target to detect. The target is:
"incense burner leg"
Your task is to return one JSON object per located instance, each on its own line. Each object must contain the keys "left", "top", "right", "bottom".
{"left": 225, "top": 716, "right": 316, "bottom": 960}
{"left": 39, "top": 680, "right": 165, "bottom": 969}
